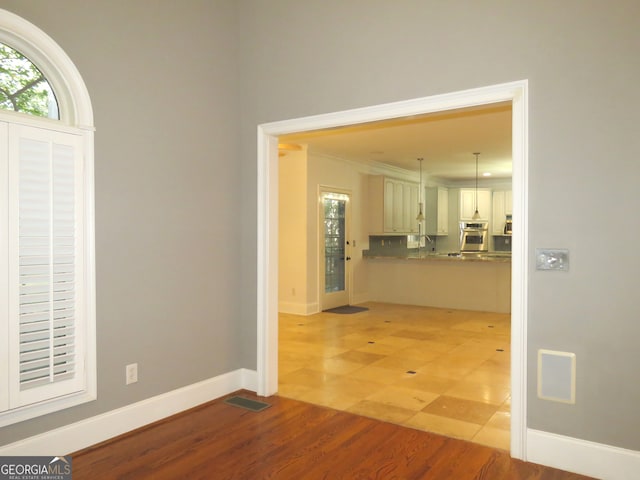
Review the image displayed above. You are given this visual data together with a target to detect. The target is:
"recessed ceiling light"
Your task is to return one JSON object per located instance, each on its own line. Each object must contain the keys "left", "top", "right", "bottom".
{"left": 483, "top": 172, "right": 492, "bottom": 177}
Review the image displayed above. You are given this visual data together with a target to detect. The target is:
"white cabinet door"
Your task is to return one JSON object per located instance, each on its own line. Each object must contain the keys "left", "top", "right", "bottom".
{"left": 425, "top": 186, "right": 449, "bottom": 235}
{"left": 437, "top": 187, "right": 449, "bottom": 234}
{"left": 460, "top": 189, "right": 490, "bottom": 221}
{"left": 460, "top": 189, "right": 476, "bottom": 220}
{"left": 406, "top": 183, "right": 419, "bottom": 233}
{"left": 492, "top": 191, "right": 506, "bottom": 234}
{"left": 492, "top": 190, "right": 513, "bottom": 234}
{"left": 370, "top": 176, "right": 420, "bottom": 234}
{"left": 383, "top": 178, "right": 395, "bottom": 232}
{"left": 391, "top": 180, "right": 404, "bottom": 232}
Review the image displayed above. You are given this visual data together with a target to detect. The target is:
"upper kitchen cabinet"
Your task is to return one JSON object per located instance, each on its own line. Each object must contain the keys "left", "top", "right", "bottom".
{"left": 492, "top": 190, "right": 513, "bottom": 235}
{"left": 459, "top": 188, "right": 491, "bottom": 221}
{"left": 369, "top": 175, "right": 420, "bottom": 234}
{"left": 425, "top": 186, "right": 449, "bottom": 235}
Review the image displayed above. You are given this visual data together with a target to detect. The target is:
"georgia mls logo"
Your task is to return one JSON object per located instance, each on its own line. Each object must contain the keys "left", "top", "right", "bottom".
{"left": 49, "top": 457, "right": 72, "bottom": 474}
{"left": 0, "top": 455, "right": 72, "bottom": 479}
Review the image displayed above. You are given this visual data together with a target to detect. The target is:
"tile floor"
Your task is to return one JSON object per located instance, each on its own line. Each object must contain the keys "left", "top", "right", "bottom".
{"left": 278, "top": 302, "right": 511, "bottom": 450}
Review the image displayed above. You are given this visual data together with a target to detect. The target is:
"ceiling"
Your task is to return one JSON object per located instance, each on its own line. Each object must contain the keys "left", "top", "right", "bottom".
{"left": 279, "top": 102, "right": 513, "bottom": 182}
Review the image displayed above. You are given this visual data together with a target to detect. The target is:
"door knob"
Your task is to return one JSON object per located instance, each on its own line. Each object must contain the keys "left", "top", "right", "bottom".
{"left": 346, "top": 256, "right": 351, "bottom": 261}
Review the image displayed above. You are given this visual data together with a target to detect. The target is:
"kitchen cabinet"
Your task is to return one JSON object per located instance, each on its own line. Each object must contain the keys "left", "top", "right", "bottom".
{"left": 492, "top": 190, "right": 513, "bottom": 234}
{"left": 460, "top": 188, "right": 491, "bottom": 221}
{"left": 369, "top": 175, "right": 420, "bottom": 234}
{"left": 425, "top": 186, "right": 449, "bottom": 235}
{"left": 505, "top": 190, "right": 513, "bottom": 215}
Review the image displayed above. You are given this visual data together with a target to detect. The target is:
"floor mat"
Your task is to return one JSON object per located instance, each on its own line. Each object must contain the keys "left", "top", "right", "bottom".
{"left": 224, "top": 396, "right": 271, "bottom": 412}
{"left": 323, "top": 305, "right": 369, "bottom": 314}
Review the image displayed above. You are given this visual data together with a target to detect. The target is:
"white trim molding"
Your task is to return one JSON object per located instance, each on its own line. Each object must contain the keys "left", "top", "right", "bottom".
{"left": 0, "top": 8, "right": 94, "bottom": 129}
{"left": 0, "top": 8, "right": 97, "bottom": 427}
{"left": 0, "top": 369, "right": 258, "bottom": 456}
{"left": 257, "top": 80, "right": 530, "bottom": 459}
{"left": 527, "top": 429, "right": 640, "bottom": 480}
{"left": 278, "top": 302, "right": 319, "bottom": 316}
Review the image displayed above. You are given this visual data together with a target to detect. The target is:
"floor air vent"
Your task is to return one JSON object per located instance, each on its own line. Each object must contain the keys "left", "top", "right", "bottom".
{"left": 224, "top": 396, "right": 271, "bottom": 412}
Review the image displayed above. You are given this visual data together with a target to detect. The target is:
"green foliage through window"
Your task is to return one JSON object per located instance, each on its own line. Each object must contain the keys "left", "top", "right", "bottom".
{"left": 0, "top": 42, "right": 58, "bottom": 118}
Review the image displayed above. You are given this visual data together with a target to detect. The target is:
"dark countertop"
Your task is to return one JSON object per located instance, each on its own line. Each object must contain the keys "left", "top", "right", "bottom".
{"left": 362, "top": 251, "right": 512, "bottom": 263}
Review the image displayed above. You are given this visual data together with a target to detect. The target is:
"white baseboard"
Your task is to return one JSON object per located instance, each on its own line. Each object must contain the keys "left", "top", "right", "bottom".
{"left": 0, "top": 368, "right": 258, "bottom": 457}
{"left": 527, "top": 428, "right": 640, "bottom": 480}
{"left": 351, "top": 293, "right": 370, "bottom": 306}
{"left": 278, "top": 301, "right": 319, "bottom": 315}
{"left": 278, "top": 297, "right": 371, "bottom": 315}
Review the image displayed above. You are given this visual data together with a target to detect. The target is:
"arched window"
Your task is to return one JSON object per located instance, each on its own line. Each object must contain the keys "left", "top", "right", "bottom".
{"left": 0, "top": 8, "right": 95, "bottom": 427}
{"left": 0, "top": 42, "right": 59, "bottom": 118}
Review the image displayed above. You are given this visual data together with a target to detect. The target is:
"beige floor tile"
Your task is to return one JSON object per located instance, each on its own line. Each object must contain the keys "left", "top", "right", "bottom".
{"left": 278, "top": 350, "right": 317, "bottom": 365}
{"left": 366, "top": 385, "right": 439, "bottom": 411}
{"left": 419, "top": 361, "right": 474, "bottom": 380}
{"left": 278, "top": 303, "right": 511, "bottom": 450}
{"left": 411, "top": 340, "right": 459, "bottom": 354}
{"left": 321, "top": 336, "right": 372, "bottom": 350}
{"left": 279, "top": 368, "right": 341, "bottom": 389}
{"left": 473, "top": 425, "right": 511, "bottom": 450}
{"left": 278, "top": 361, "right": 308, "bottom": 376}
{"left": 333, "top": 350, "right": 387, "bottom": 365}
{"left": 393, "top": 372, "right": 458, "bottom": 395}
{"left": 277, "top": 382, "right": 314, "bottom": 398}
{"left": 404, "top": 412, "right": 481, "bottom": 441}
{"left": 323, "top": 376, "right": 386, "bottom": 398}
{"left": 355, "top": 342, "right": 403, "bottom": 356}
{"left": 294, "top": 388, "right": 362, "bottom": 411}
{"left": 379, "top": 334, "right": 425, "bottom": 347}
{"left": 479, "top": 354, "right": 511, "bottom": 372}
{"left": 349, "top": 365, "right": 407, "bottom": 385}
{"left": 370, "top": 354, "right": 430, "bottom": 372}
{"left": 463, "top": 367, "right": 511, "bottom": 386}
{"left": 434, "top": 353, "right": 491, "bottom": 370}
{"left": 391, "top": 345, "right": 442, "bottom": 363}
{"left": 347, "top": 400, "right": 416, "bottom": 424}
{"left": 305, "top": 357, "right": 365, "bottom": 376}
{"left": 421, "top": 395, "right": 499, "bottom": 425}
{"left": 444, "top": 380, "right": 511, "bottom": 405}
{"left": 485, "top": 409, "right": 511, "bottom": 431}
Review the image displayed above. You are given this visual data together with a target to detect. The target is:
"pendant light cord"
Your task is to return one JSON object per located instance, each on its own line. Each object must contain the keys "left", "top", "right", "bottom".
{"left": 475, "top": 153, "right": 478, "bottom": 211}
{"left": 472, "top": 152, "right": 481, "bottom": 220}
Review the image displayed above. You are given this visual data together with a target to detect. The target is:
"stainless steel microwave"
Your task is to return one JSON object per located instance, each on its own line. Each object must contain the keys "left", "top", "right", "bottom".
{"left": 504, "top": 214, "right": 513, "bottom": 235}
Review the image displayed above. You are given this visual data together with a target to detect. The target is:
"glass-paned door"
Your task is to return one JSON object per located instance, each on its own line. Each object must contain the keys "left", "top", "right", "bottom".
{"left": 320, "top": 191, "right": 350, "bottom": 310}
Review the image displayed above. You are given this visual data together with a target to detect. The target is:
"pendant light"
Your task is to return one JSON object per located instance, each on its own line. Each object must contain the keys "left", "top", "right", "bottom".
{"left": 416, "top": 157, "right": 424, "bottom": 221}
{"left": 472, "top": 152, "right": 481, "bottom": 220}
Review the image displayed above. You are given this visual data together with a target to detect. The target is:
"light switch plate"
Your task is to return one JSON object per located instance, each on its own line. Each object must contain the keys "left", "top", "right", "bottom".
{"left": 536, "top": 248, "right": 569, "bottom": 271}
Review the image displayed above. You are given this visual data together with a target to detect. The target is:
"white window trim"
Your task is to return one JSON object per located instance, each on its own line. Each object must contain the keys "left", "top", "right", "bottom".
{"left": 0, "top": 8, "right": 95, "bottom": 427}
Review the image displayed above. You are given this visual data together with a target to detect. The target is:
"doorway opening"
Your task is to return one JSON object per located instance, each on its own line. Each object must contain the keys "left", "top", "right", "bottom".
{"left": 257, "top": 80, "right": 528, "bottom": 459}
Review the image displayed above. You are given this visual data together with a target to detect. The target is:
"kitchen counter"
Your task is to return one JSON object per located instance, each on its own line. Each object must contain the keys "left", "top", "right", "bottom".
{"left": 362, "top": 251, "right": 511, "bottom": 263}
{"left": 363, "top": 251, "right": 512, "bottom": 313}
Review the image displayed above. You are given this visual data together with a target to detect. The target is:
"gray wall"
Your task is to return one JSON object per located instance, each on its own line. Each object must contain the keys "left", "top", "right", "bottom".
{"left": 0, "top": 0, "right": 242, "bottom": 446}
{"left": 236, "top": 0, "right": 640, "bottom": 451}
{"left": 1, "top": 0, "right": 639, "bottom": 455}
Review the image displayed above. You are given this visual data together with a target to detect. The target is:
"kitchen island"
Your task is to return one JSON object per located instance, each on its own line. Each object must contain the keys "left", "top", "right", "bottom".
{"left": 363, "top": 252, "right": 511, "bottom": 313}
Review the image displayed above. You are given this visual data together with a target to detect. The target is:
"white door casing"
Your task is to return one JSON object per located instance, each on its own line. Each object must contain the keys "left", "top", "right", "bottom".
{"left": 257, "top": 80, "right": 529, "bottom": 459}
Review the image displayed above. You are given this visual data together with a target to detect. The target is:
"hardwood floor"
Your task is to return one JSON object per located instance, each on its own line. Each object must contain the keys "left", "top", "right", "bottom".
{"left": 71, "top": 391, "right": 594, "bottom": 479}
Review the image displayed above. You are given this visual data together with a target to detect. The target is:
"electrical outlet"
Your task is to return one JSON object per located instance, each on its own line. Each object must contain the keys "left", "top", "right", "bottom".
{"left": 126, "top": 363, "right": 138, "bottom": 385}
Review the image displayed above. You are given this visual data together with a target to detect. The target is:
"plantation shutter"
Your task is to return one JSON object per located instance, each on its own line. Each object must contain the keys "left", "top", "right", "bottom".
{"left": 8, "top": 123, "right": 85, "bottom": 409}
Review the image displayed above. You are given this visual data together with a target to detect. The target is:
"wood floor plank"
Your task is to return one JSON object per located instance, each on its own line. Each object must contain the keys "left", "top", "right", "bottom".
{"left": 71, "top": 391, "right": 596, "bottom": 480}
